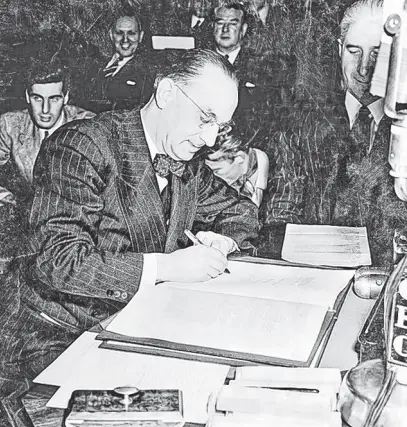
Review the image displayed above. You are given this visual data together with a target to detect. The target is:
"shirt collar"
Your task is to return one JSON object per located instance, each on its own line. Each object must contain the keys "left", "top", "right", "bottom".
{"left": 216, "top": 46, "right": 241, "bottom": 65}
{"left": 106, "top": 53, "right": 134, "bottom": 69}
{"left": 140, "top": 107, "right": 163, "bottom": 161}
{"left": 191, "top": 14, "right": 204, "bottom": 28}
{"left": 345, "top": 91, "right": 384, "bottom": 129}
{"left": 257, "top": 3, "right": 269, "bottom": 25}
{"left": 39, "top": 110, "right": 65, "bottom": 141}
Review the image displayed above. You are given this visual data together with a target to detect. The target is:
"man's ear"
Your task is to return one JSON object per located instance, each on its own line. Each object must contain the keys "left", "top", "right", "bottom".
{"left": 337, "top": 38, "right": 343, "bottom": 57}
{"left": 25, "top": 89, "right": 30, "bottom": 105}
{"left": 140, "top": 31, "right": 144, "bottom": 43}
{"left": 63, "top": 90, "right": 69, "bottom": 105}
{"left": 155, "top": 78, "right": 175, "bottom": 109}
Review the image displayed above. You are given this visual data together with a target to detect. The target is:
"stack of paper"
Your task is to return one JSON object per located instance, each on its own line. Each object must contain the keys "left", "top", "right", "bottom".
{"left": 282, "top": 224, "right": 372, "bottom": 267}
{"left": 206, "top": 366, "right": 342, "bottom": 427}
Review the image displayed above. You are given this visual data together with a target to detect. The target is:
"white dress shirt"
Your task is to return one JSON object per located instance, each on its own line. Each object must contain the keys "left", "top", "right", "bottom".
{"left": 104, "top": 54, "right": 134, "bottom": 77}
{"left": 191, "top": 14, "right": 205, "bottom": 28}
{"left": 39, "top": 111, "right": 65, "bottom": 143}
{"left": 216, "top": 46, "right": 241, "bottom": 65}
{"left": 139, "top": 109, "right": 170, "bottom": 289}
{"left": 345, "top": 91, "right": 384, "bottom": 154}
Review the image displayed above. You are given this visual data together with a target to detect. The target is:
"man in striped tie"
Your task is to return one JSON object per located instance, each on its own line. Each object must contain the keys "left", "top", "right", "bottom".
{"left": 98, "top": 9, "right": 154, "bottom": 110}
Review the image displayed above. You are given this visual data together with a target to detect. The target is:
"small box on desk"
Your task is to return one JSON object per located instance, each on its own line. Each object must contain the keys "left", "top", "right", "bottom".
{"left": 65, "top": 388, "right": 184, "bottom": 427}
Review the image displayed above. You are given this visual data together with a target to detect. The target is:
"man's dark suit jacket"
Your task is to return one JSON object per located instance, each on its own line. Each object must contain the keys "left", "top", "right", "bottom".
{"left": 229, "top": 46, "right": 259, "bottom": 117}
{"left": 30, "top": 108, "right": 258, "bottom": 328}
{"left": 217, "top": 45, "right": 267, "bottom": 141}
{"left": 0, "top": 109, "right": 258, "bottom": 395}
{"left": 95, "top": 52, "right": 154, "bottom": 111}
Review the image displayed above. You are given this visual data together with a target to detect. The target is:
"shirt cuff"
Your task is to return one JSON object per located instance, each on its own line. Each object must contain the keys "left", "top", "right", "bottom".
{"left": 226, "top": 236, "right": 240, "bottom": 254}
{"left": 139, "top": 254, "right": 158, "bottom": 292}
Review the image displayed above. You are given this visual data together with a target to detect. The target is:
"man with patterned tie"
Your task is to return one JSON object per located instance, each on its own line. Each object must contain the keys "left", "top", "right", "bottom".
{"left": 97, "top": 10, "right": 154, "bottom": 110}
{"left": 0, "top": 49, "right": 259, "bottom": 427}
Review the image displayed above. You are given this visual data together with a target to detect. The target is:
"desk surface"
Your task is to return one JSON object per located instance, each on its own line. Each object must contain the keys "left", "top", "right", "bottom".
{"left": 21, "top": 286, "right": 376, "bottom": 427}
{"left": 319, "top": 287, "right": 375, "bottom": 370}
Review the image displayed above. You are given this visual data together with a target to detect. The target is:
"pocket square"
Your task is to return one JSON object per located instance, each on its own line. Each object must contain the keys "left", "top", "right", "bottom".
{"left": 245, "top": 81, "right": 256, "bottom": 88}
{"left": 126, "top": 80, "right": 136, "bottom": 86}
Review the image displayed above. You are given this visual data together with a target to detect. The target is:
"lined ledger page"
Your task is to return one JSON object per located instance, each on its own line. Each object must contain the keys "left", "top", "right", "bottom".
{"left": 282, "top": 224, "right": 372, "bottom": 267}
{"left": 106, "top": 287, "right": 328, "bottom": 363}
{"left": 163, "top": 261, "right": 354, "bottom": 309}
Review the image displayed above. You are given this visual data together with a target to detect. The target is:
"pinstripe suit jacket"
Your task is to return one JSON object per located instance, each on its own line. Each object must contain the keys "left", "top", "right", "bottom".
{"left": 22, "top": 108, "right": 259, "bottom": 331}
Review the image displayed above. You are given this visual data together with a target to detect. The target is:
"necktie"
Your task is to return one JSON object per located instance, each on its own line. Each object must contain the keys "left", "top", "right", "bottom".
{"left": 192, "top": 18, "right": 203, "bottom": 29}
{"left": 153, "top": 154, "right": 186, "bottom": 179}
{"left": 351, "top": 106, "right": 372, "bottom": 157}
{"left": 42, "top": 131, "right": 49, "bottom": 143}
{"left": 104, "top": 57, "right": 122, "bottom": 78}
{"left": 161, "top": 178, "right": 172, "bottom": 226}
{"left": 224, "top": 54, "right": 230, "bottom": 63}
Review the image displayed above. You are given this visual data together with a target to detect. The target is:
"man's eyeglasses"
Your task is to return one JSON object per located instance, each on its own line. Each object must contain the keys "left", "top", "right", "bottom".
{"left": 174, "top": 84, "right": 233, "bottom": 135}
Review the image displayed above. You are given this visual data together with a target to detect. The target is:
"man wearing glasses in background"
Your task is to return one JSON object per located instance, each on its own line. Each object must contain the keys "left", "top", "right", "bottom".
{"left": 0, "top": 49, "right": 259, "bottom": 427}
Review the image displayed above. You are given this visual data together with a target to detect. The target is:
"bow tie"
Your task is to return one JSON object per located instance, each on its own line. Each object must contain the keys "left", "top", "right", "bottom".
{"left": 153, "top": 154, "right": 186, "bottom": 178}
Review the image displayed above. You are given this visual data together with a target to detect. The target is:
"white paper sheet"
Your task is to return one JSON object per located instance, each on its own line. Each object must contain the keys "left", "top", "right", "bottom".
{"left": 163, "top": 260, "right": 355, "bottom": 309}
{"left": 282, "top": 224, "right": 372, "bottom": 267}
{"left": 152, "top": 35, "right": 195, "bottom": 50}
{"left": 208, "top": 412, "right": 342, "bottom": 427}
{"left": 34, "top": 332, "right": 230, "bottom": 424}
{"left": 107, "top": 287, "right": 328, "bottom": 363}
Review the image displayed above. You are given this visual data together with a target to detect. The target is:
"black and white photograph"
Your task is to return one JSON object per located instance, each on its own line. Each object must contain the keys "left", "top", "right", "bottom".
{"left": 0, "top": 0, "right": 406, "bottom": 426}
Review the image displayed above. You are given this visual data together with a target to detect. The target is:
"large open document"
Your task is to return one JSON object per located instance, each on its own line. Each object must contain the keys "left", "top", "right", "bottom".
{"left": 98, "top": 260, "right": 355, "bottom": 367}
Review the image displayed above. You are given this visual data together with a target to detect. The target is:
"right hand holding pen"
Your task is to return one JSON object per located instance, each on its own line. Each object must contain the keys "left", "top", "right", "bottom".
{"left": 156, "top": 245, "right": 228, "bottom": 282}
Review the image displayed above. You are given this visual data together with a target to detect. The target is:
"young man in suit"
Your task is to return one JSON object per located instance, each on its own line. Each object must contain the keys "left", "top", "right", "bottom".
{"left": 0, "top": 48, "right": 259, "bottom": 427}
{"left": 0, "top": 59, "right": 94, "bottom": 207}
{"left": 205, "top": 130, "right": 269, "bottom": 208}
{"left": 97, "top": 11, "right": 154, "bottom": 110}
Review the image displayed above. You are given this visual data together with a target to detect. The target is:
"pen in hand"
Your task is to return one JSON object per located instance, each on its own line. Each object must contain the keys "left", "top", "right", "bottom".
{"left": 184, "top": 230, "right": 231, "bottom": 274}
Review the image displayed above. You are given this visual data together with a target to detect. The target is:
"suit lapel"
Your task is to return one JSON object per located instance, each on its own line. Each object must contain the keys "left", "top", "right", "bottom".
{"left": 116, "top": 110, "right": 167, "bottom": 252}
{"left": 165, "top": 164, "right": 200, "bottom": 253}
{"left": 115, "top": 110, "right": 202, "bottom": 254}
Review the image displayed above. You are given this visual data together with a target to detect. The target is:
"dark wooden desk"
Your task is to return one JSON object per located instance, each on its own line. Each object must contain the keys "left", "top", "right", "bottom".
{"left": 21, "top": 287, "right": 375, "bottom": 427}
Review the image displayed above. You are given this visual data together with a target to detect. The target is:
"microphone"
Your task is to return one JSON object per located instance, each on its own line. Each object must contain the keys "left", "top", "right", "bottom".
{"left": 370, "top": 1, "right": 407, "bottom": 201}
